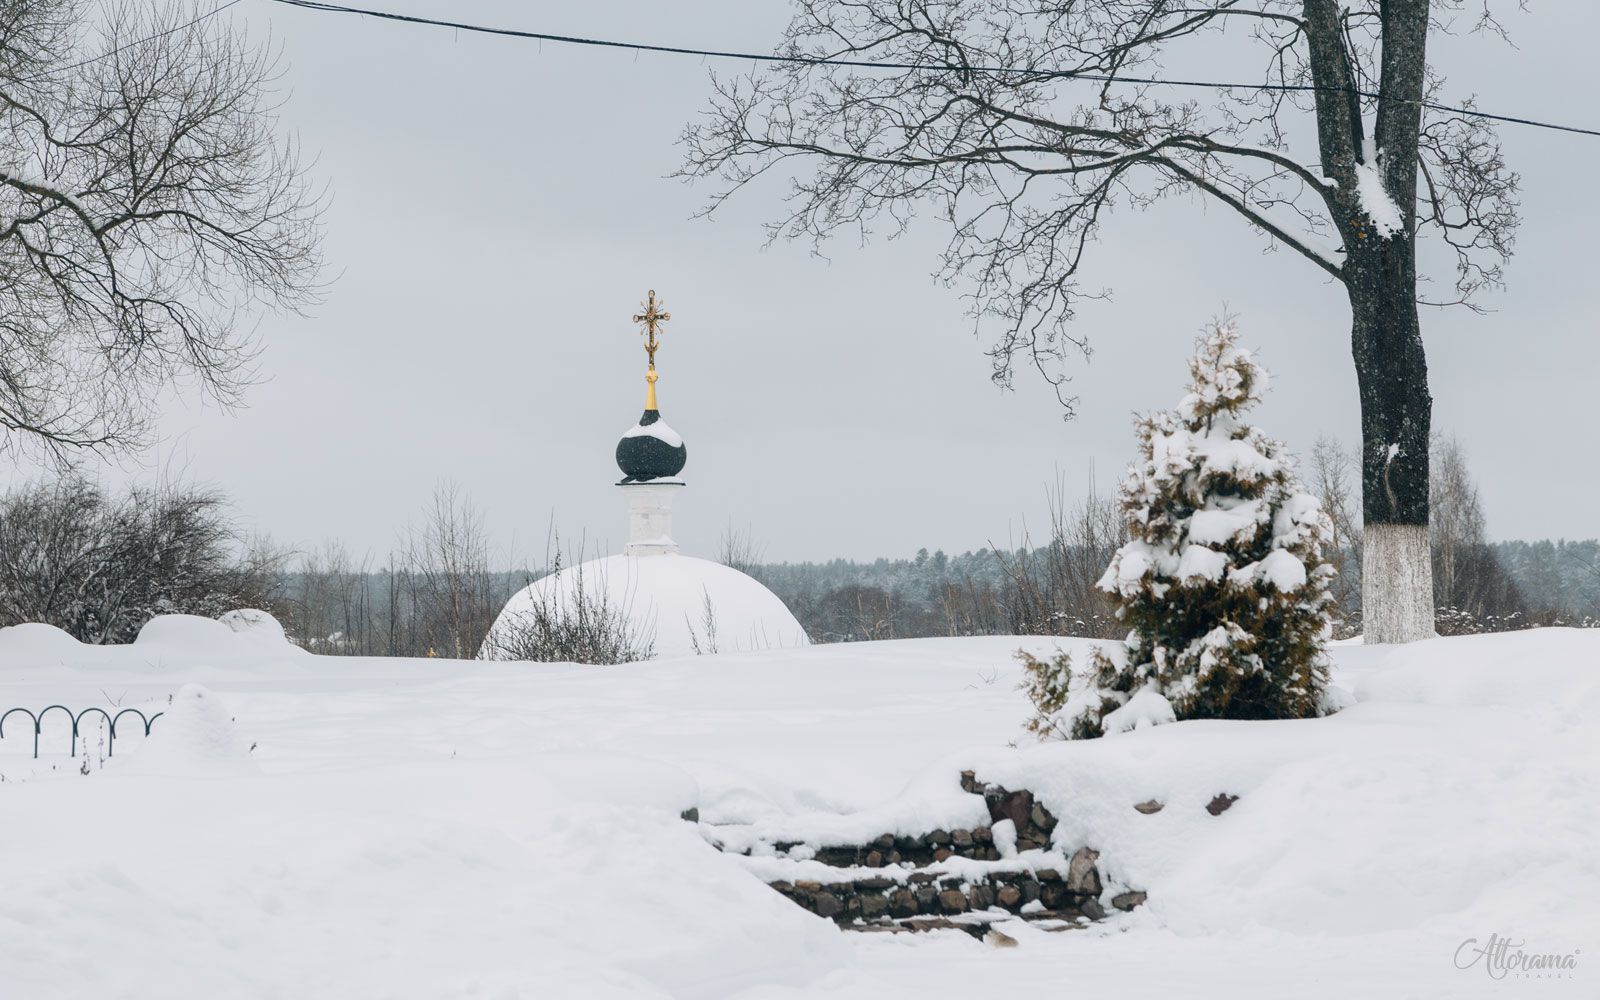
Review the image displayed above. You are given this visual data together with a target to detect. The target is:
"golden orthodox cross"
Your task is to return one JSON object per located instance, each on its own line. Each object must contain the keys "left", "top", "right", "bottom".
{"left": 633, "top": 290, "right": 670, "bottom": 367}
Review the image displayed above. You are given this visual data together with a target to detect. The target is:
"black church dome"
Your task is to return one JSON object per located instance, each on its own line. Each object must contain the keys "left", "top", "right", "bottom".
{"left": 616, "top": 407, "right": 687, "bottom": 483}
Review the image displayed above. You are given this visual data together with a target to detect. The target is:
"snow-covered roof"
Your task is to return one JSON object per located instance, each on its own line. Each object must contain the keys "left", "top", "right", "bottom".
{"left": 482, "top": 553, "right": 808, "bottom": 660}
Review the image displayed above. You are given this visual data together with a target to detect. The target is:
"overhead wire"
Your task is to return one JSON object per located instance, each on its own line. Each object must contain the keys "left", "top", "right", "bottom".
{"left": 264, "top": 0, "right": 1600, "bottom": 138}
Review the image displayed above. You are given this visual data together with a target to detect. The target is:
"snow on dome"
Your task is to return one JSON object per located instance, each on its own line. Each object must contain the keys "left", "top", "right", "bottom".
{"left": 482, "top": 553, "right": 808, "bottom": 661}
{"left": 622, "top": 415, "right": 683, "bottom": 449}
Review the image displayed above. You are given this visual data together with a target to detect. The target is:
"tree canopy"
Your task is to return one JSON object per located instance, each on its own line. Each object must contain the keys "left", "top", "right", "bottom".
{"left": 680, "top": 0, "right": 1517, "bottom": 410}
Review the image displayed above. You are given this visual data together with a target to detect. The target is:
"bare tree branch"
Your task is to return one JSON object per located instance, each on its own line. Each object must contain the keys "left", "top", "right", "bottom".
{"left": 0, "top": 0, "right": 324, "bottom": 458}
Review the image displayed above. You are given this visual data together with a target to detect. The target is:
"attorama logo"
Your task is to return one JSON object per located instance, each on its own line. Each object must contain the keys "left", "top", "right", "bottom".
{"left": 1454, "top": 933, "right": 1580, "bottom": 980}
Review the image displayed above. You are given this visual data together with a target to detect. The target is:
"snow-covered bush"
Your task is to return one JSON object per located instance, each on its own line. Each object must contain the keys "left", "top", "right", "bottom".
{"left": 478, "top": 553, "right": 656, "bottom": 664}
{"left": 0, "top": 475, "right": 283, "bottom": 644}
{"left": 1022, "top": 321, "right": 1336, "bottom": 739}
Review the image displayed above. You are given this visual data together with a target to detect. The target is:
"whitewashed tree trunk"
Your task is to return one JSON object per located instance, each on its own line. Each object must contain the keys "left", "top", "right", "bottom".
{"left": 1330, "top": 0, "right": 1435, "bottom": 644}
{"left": 1362, "top": 524, "right": 1435, "bottom": 643}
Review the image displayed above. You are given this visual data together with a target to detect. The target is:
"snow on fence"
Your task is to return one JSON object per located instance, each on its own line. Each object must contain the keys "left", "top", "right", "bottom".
{"left": 0, "top": 706, "right": 163, "bottom": 759}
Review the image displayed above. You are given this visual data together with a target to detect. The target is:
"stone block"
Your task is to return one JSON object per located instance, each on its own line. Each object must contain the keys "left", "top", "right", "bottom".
{"left": 1207, "top": 793, "right": 1239, "bottom": 816}
{"left": 1067, "top": 847, "right": 1102, "bottom": 896}
{"left": 1030, "top": 802, "right": 1055, "bottom": 831}
{"left": 1039, "top": 882, "right": 1070, "bottom": 909}
{"left": 938, "top": 889, "right": 968, "bottom": 914}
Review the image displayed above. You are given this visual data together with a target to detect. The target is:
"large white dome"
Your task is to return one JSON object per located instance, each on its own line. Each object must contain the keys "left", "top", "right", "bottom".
{"left": 482, "top": 553, "right": 808, "bottom": 661}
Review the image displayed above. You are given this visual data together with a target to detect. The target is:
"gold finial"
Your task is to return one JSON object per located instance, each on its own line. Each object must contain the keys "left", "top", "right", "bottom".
{"left": 633, "top": 289, "right": 670, "bottom": 368}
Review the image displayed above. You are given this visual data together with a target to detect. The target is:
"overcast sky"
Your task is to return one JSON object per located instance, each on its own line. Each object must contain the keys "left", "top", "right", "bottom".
{"left": 52, "top": 0, "right": 1600, "bottom": 565}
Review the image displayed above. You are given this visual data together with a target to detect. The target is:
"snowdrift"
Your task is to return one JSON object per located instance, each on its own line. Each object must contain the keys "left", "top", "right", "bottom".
{"left": 0, "top": 623, "right": 1593, "bottom": 998}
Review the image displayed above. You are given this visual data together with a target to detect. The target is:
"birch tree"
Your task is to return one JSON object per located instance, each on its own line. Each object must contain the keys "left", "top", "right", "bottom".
{"left": 680, "top": 0, "right": 1518, "bottom": 643}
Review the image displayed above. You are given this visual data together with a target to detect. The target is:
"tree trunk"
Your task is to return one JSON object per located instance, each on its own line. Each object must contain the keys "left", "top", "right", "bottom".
{"left": 1347, "top": 238, "right": 1434, "bottom": 643}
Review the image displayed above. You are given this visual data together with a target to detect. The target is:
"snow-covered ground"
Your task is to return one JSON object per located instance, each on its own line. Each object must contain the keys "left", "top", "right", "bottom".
{"left": 0, "top": 616, "right": 1593, "bottom": 998}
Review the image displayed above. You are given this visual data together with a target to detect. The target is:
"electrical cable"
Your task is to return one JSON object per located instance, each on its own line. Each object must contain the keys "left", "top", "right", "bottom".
{"left": 265, "top": 0, "right": 1600, "bottom": 138}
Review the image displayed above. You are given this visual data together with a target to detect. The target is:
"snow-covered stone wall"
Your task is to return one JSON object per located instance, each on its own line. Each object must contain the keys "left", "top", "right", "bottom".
{"left": 702, "top": 770, "right": 1151, "bottom": 937}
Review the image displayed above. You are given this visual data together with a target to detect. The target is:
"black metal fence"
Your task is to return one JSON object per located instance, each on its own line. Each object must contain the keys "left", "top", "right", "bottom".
{"left": 0, "top": 706, "right": 164, "bottom": 759}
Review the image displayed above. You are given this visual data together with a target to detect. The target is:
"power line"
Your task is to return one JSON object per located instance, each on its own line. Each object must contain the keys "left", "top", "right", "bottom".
{"left": 266, "top": 0, "right": 1600, "bottom": 139}
{"left": 21, "top": 0, "right": 246, "bottom": 83}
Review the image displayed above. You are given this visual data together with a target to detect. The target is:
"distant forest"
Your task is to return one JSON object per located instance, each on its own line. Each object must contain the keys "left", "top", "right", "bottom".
{"left": 5, "top": 445, "right": 1595, "bottom": 657}
{"left": 259, "top": 536, "right": 1600, "bottom": 655}
{"left": 742, "top": 538, "right": 1600, "bottom": 643}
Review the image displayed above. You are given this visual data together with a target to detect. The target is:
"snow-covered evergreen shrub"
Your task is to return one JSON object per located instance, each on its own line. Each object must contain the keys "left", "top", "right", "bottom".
{"left": 1022, "top": 322, "right": 1336, "bottom": 740}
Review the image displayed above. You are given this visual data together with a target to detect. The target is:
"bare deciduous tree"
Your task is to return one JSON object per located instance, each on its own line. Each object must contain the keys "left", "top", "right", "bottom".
{"left": 1429, "top": 433, "right": 1522, "bottom": 618}
{"left": 284, "top": 541, "right": 382, "bottom": 654}
{"left": 401, "top": 482, "right": 501, "bottom": 660}
{"left": 1307, "top": 435, "right": 1362, "bottom": 620}
{"left": 681, "top": 0, "right": 1520, "bottom": 643}
{"left": 717, "top": 521, "right": 766, "bottom": 581}
{"left": 0, "top": 473, "right": 286, "bottom": 642}
{"left": 990, "top": 476, "right": 1125, "bottom": 638}
{"left": 1429, "top": 434, "right": 1483, "bottom": 607}
{"left": 813, "top": 582, "right": 899, "bottom": 641}
{"left": 1, "top": 0, "right": 322, "bottom": 456}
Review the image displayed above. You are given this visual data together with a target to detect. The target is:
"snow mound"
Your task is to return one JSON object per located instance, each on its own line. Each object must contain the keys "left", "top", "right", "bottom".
{"left": 0, "top": 629, "right": 1593, "bottom": 996}
{"left": 116, "top": 683, "right": 259, "bottom": 777}
{"left": 1101, "top": 684, "right": 1177, "bottom": 735}
{"left": 217, "top": 608, "right": 288, "bottom": 643}
{"left": 134, "top": 614, "right": 238, "bottom": 646}
{"left": 0, "top": 622, "right": 83, "bottom": 658}
{"left": 483, "top": 553, "right": 809, "bottom": 660}
{"left": 132, "top": 612, "right": 306, "bottom": 659}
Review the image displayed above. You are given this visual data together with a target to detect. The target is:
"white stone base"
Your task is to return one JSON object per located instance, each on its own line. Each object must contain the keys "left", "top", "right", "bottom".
{"left": 1362, "top": 523, "right": 1436, "bottom": 644}
{"left": 621, "top": 481, "right": 683, "bottom": 557}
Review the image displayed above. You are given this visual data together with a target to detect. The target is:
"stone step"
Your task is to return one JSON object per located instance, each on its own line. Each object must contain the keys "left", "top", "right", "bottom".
{"left": 771, "top": 860, "right": 1111, "bottom": 928}
{"left": 699, "top": 772, "right": 1146, "bottom": 935}
{"left": 738, "top": 775, "right": 1062, "bottom": 870}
